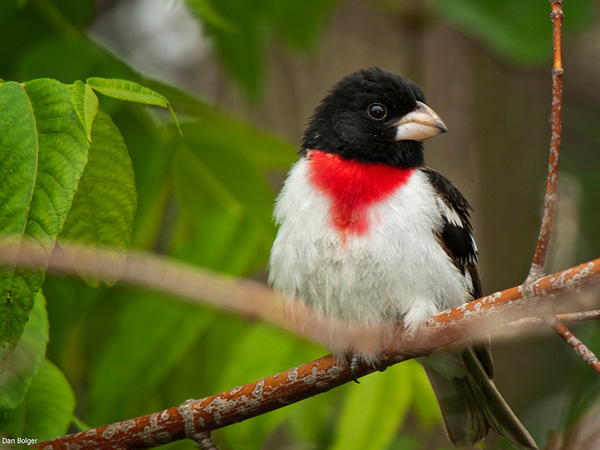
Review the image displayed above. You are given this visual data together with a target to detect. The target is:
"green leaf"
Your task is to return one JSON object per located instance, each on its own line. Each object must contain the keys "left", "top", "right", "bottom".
{"left": 137, "top": 78, "right": 212, "bottom": 118}
{"left": 111, "top": 110, "right": 172, "bottom": 250}
{"left": 70, "top": 80, "right": 98, "bottom": 142}
{"left": 0, "top": 292, "right": 48, "bottom": 410}
{"left": 87, "top": 293, "right": 213, "bottom": 425}
{"left": 87, "top": 77, "right": 181, "bottom": 134}
{"left": 0, "top": 79, "right": 89, "bottom": 353}
{"left": 60, "top": 108, "right": 137, "bottom": 286}
{"left": 86, "top": 77, "right": 168, "bottom": 107}
{"left": 330, "top": 362, "right": 415, "bottom": 450}
{"left": 5, "top": 359, "right": 75, "bottom": 441}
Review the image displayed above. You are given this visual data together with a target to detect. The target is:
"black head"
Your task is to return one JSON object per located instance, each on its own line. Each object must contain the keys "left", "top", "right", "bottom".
{"left": 302, "top": 68, "right": 446, "bottom": 168}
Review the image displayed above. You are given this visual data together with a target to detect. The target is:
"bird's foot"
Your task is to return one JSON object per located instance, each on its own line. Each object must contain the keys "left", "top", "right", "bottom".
{"left": 345, "top": 353, "right": 362, "bottom": 383}
{"left": 345, "top": 354, "right": 387, "bottom": 382}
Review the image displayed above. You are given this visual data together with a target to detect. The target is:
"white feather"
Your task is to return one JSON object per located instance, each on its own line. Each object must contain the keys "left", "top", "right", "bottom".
{"left": 436, "top": 196, "right": 464, "bottom": 227}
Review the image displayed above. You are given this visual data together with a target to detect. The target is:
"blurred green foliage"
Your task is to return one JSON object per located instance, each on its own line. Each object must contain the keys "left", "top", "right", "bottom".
{"left": 188, "top": 0, "right": 342, "bottom": 100}
{"left": 435, "top": 0, "right": 594, "bottom": 64}
{"left": 0, "top": 0, "right": 598, "bottom": 449}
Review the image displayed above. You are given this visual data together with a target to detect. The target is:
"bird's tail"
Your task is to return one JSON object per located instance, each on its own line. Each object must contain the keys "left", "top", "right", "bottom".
{"left": 422, "top": 347, "right": 538, "bottom": 450}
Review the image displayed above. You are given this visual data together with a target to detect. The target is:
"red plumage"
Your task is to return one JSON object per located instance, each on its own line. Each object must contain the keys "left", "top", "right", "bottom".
{"left": 307, "top": 150, "right": 413, "bottom": 236}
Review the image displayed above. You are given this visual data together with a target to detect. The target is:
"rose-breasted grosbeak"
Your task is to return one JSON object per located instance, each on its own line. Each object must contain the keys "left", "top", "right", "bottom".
{"left": 269, "top": 68, "right": 537, "bottom": 449}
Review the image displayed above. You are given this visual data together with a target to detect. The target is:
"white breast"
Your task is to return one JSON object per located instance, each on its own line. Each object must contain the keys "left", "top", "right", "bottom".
{"left": 269, "top": 158, "right": 472, "bottom": 333}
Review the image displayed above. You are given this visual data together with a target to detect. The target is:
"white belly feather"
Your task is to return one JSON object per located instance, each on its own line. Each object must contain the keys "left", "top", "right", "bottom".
{"left": 269, "top": 158, "right": 472, "bottom": 331}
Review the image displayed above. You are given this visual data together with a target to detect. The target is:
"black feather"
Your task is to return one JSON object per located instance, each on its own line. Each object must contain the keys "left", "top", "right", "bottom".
{"left": 422, "top": 167, "right": 492, "bottom": 377}
{"left": 421, "top": 167, "right": 480, "bottom": 298}
{"left": 301, "top": 68, "right": 426, "bottom": 168}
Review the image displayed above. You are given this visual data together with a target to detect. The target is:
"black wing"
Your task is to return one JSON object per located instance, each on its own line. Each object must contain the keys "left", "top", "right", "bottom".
{"left": 421, "top": 167, "right": 481, "bottom": 300}
{"left": 422, "top": 167, "right": 491, "bottom": 376}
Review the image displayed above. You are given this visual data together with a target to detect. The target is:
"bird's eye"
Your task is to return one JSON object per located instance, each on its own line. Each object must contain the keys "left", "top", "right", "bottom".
{"left": 367, "top": 103, "right": 387, "bottom": 121}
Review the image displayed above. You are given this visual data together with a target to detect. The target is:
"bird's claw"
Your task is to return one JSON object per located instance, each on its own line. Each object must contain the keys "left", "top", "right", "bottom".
{"left": 349, "top": 355, "right": 361, "bottom": 383}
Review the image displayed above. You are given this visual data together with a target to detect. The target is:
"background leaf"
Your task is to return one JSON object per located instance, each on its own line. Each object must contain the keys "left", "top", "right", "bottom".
{"left": 186, "top": 0, "right": 234, "bottom": 31}
{"left": 436, "top": 0, "right": 594, "bottom": 65}
{"left": 0, "top": 292, "right": 48, "bottom": 410}
{"left": 330, "top": 362, "right": 414, "bottom": 450}
{"left": 192, "top": 0, "right": 341, "bottom": 100}
{"left": 214, "top": 325, "right": 301, "bottom": 449}
{"left": 1, "top": 359, "right": 75, "bottom": 441}
{"left": 170, "top": 117, "right": 295, "bottom": 273}
{"left": 86, "top": 292, "right": 213, "bottom": 426}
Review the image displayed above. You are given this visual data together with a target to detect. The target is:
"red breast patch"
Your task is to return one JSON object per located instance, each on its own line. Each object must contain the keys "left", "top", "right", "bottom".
{"left": 307, "top": 150, "right": 414, "bottom": 236}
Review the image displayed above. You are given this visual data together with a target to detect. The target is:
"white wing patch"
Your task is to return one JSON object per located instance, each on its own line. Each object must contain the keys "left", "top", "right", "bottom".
{"left": 436, "top": 196, "right": 464, "bottom": 228}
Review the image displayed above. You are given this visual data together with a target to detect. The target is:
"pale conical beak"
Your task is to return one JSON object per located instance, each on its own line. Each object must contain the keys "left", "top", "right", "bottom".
{"left": 394, "top": 101, "right": 448, "bottom": 142}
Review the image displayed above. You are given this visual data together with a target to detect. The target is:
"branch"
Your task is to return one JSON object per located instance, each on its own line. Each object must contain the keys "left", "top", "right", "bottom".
{"left": 0, "top": 239, "right": 286, "bottom": 328}
{"left": 529, "top": 0, "right": 564, "bottom": 276}
{"left": 32, "top": 258, "right": 600, "bottom": 450}
{"left": 552, "top": 319, "right": 600, "bottom": 375}
{"left": 525, "top": 1, "right": 600, "bottom": 375}
{"left": 508, "top": 309, "right": 600, "bottom": 328}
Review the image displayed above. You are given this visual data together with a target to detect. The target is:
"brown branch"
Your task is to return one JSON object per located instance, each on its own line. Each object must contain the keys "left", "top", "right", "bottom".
{"left": 33, "top": 257, "right": 600, "bottom": 450}
{"left": 530, "top": 0, "right": 564, "bottom": 276}
{"left": 507, "top": 310, "right": 600, "bottom": 328}
{"left": 501, "top": 304, "right": 600, "bottom": 389}
{"left": 525, "top": 1, "right": 600, "bottom": 377}
{"left": 552, "top": 319, "right": 600, "bottom": 375}
{"left": 558, "top": 310, "right": 600, "bottom": 323}
{"left": 0, "top": 239, "right": 287, "bottom": 328}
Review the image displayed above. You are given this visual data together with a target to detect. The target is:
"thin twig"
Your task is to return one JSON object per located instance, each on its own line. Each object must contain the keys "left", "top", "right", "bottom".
{"left": 558, "top": 310, "right": 600, "bottom": 323}
{"left": 504, "top": 310, "right": 600, "bottom": 377}
{"left": 529, "top": 0, "right": 564, "bottom": 277}
{"left": 527, "top": 1, "right": 600, "bottom": 378}
{"left": 552, "top": 319, "right": 600, "bottom": 375}
{"left": 507, "top": 310, "right": 600, "bottom": 328}
{"left": 32, "top": 258, "right": 600, "bottom": 450}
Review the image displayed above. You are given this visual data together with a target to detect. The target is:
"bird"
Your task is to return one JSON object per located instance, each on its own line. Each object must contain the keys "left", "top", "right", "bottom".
{"left": 268, "top": 67, "right": 537, "bottom": 449}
